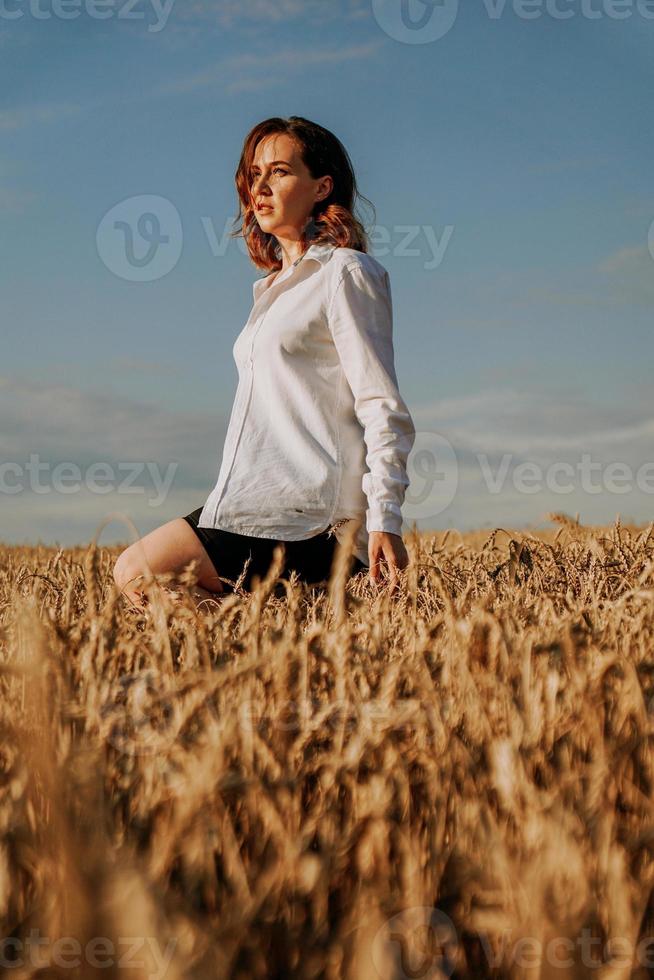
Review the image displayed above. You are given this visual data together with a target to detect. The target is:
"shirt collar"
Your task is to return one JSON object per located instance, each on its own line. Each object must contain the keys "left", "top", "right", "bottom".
{"left": 252, "top": 242, "right": 336, "bottom": 302}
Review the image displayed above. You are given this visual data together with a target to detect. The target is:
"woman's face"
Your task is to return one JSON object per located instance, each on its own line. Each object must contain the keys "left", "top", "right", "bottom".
{"left": 249, "top": 133, "right": 332, "bottom": 239}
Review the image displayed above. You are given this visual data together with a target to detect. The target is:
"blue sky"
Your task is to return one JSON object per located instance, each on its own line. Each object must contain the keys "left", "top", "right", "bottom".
{"left": 2, "top": 0, "right": 653, "bottom": 547}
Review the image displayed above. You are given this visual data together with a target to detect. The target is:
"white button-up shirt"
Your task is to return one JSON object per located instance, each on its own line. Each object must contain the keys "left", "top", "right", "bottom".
{"left": 198, "top": 242, "right": 415, "bottom": 566}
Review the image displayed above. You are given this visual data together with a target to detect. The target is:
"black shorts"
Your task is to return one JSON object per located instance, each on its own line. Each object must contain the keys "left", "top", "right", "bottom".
{"left": 182, "top": 507, "right": 367, "bottom": 593}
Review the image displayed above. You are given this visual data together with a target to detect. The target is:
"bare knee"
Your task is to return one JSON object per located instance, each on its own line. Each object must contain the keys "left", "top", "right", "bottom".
{"left": 112, "top": 519, "right": 223, "bottom": 601}
{"left": 113, "top": 547, "right": 147, "bottom": 593}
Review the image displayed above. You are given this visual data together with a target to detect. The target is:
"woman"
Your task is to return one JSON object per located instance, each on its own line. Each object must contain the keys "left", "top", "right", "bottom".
{"left": 113, "top": 116, "right": 415, "bottom": 608}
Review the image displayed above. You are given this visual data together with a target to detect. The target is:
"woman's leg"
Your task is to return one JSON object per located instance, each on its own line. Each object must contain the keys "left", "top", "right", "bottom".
{"left": 112, "top": 517, "right": 225, "bottom": 611}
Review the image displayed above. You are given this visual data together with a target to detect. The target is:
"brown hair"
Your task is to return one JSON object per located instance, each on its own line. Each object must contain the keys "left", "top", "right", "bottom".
{"left": 231, "top": 116, "right": 376, "bottom": 273}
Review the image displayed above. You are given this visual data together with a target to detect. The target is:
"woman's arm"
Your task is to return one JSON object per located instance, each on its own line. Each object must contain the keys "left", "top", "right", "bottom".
{"left": 326, "top": 260, "right": 416, "bottom": 573}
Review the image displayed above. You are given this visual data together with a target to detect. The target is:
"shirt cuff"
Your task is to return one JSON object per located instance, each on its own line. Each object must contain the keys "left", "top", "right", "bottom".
{"left": 366, "top": 505, "right": 405, "bottom": 537}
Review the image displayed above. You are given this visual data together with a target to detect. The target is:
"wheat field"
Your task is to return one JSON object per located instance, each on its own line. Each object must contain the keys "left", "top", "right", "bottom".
{"left": 1, "top": 514, "right": 653, "bottom": 979}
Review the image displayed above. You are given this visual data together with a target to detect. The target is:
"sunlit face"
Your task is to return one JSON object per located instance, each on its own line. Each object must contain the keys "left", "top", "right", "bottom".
{"left": 249, "top": 133, "right": 332, "bottom": 239}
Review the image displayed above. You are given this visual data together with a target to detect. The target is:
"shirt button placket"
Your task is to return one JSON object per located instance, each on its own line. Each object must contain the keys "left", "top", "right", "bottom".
{"left": 211, "top": 273, "right": 287, "bottom": 523}
{"left": 211, "top": 317, "right": 261, "bottom": 522}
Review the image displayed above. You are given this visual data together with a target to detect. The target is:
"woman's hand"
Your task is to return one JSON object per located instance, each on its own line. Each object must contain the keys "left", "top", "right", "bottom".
{"left": 368, "top": 530, "right": 409, "bottom": 589}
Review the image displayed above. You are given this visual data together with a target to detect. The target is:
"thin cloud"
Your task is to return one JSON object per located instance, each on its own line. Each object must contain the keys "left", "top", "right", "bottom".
{"left": 596, "top": 244, "right": 654, "bottom": 303}
{"left": 153, "top": 0, "right": 367, "bottom": 47}
{"left": 0, "top": 186, "right": 37, "bottom": 213}
{"left": 0, "top": 102, "right": 82, "bottom": 131}
{"left": 445, "top": 315, "right": 519, "bottom": 331}
{"left": 598, "top": 244, "right": 650, "bottom": 275}
{"left": 406, "top": 387, "right": 654, "bottom": 532}
{"left": 0, "top": 28, "right": 32, "bottom": 48}
{"left": 623, "top": 200, "right": 654, "bottom": 219}
{"left": 2, "top": 378, "right": 651, "bottom": 544}
{"left": 412, "top": 388, "right": 518, "bottom": 423}
{"left": 109, "top": 357, "right": 180, "bottom": 376}
{"left": 225, "top": 77, "right": 284, "bottom": 95}
{"left": 508, "top": 248, "right": 654, "bottom": 307}
{"left": 509, "top": 284, "right": 608, "bottom": 309}
{"left": 0, "top": 375, "right": 227, "bottom": 493}
{"left": 411, "top": 387, "right": 654, "bottom": 462}
{"left": 158, "top": 39, "right": 386, "bottom": 96}
{"left": 177, "top": 0, "right": 358, "bottom": 28}
{"left": 0, "top": 376, "right": 231, "bottom": 546}
{"left": 525, "top": 157, "right": 598, "bottom": 177}
{"left": 5, "top": 488, "right": 206, "bottom": 548}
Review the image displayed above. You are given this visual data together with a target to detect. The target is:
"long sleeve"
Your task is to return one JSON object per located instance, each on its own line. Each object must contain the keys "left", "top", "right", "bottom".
{"left": 326, "top": 261, "right": 415, "bottom": 537}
